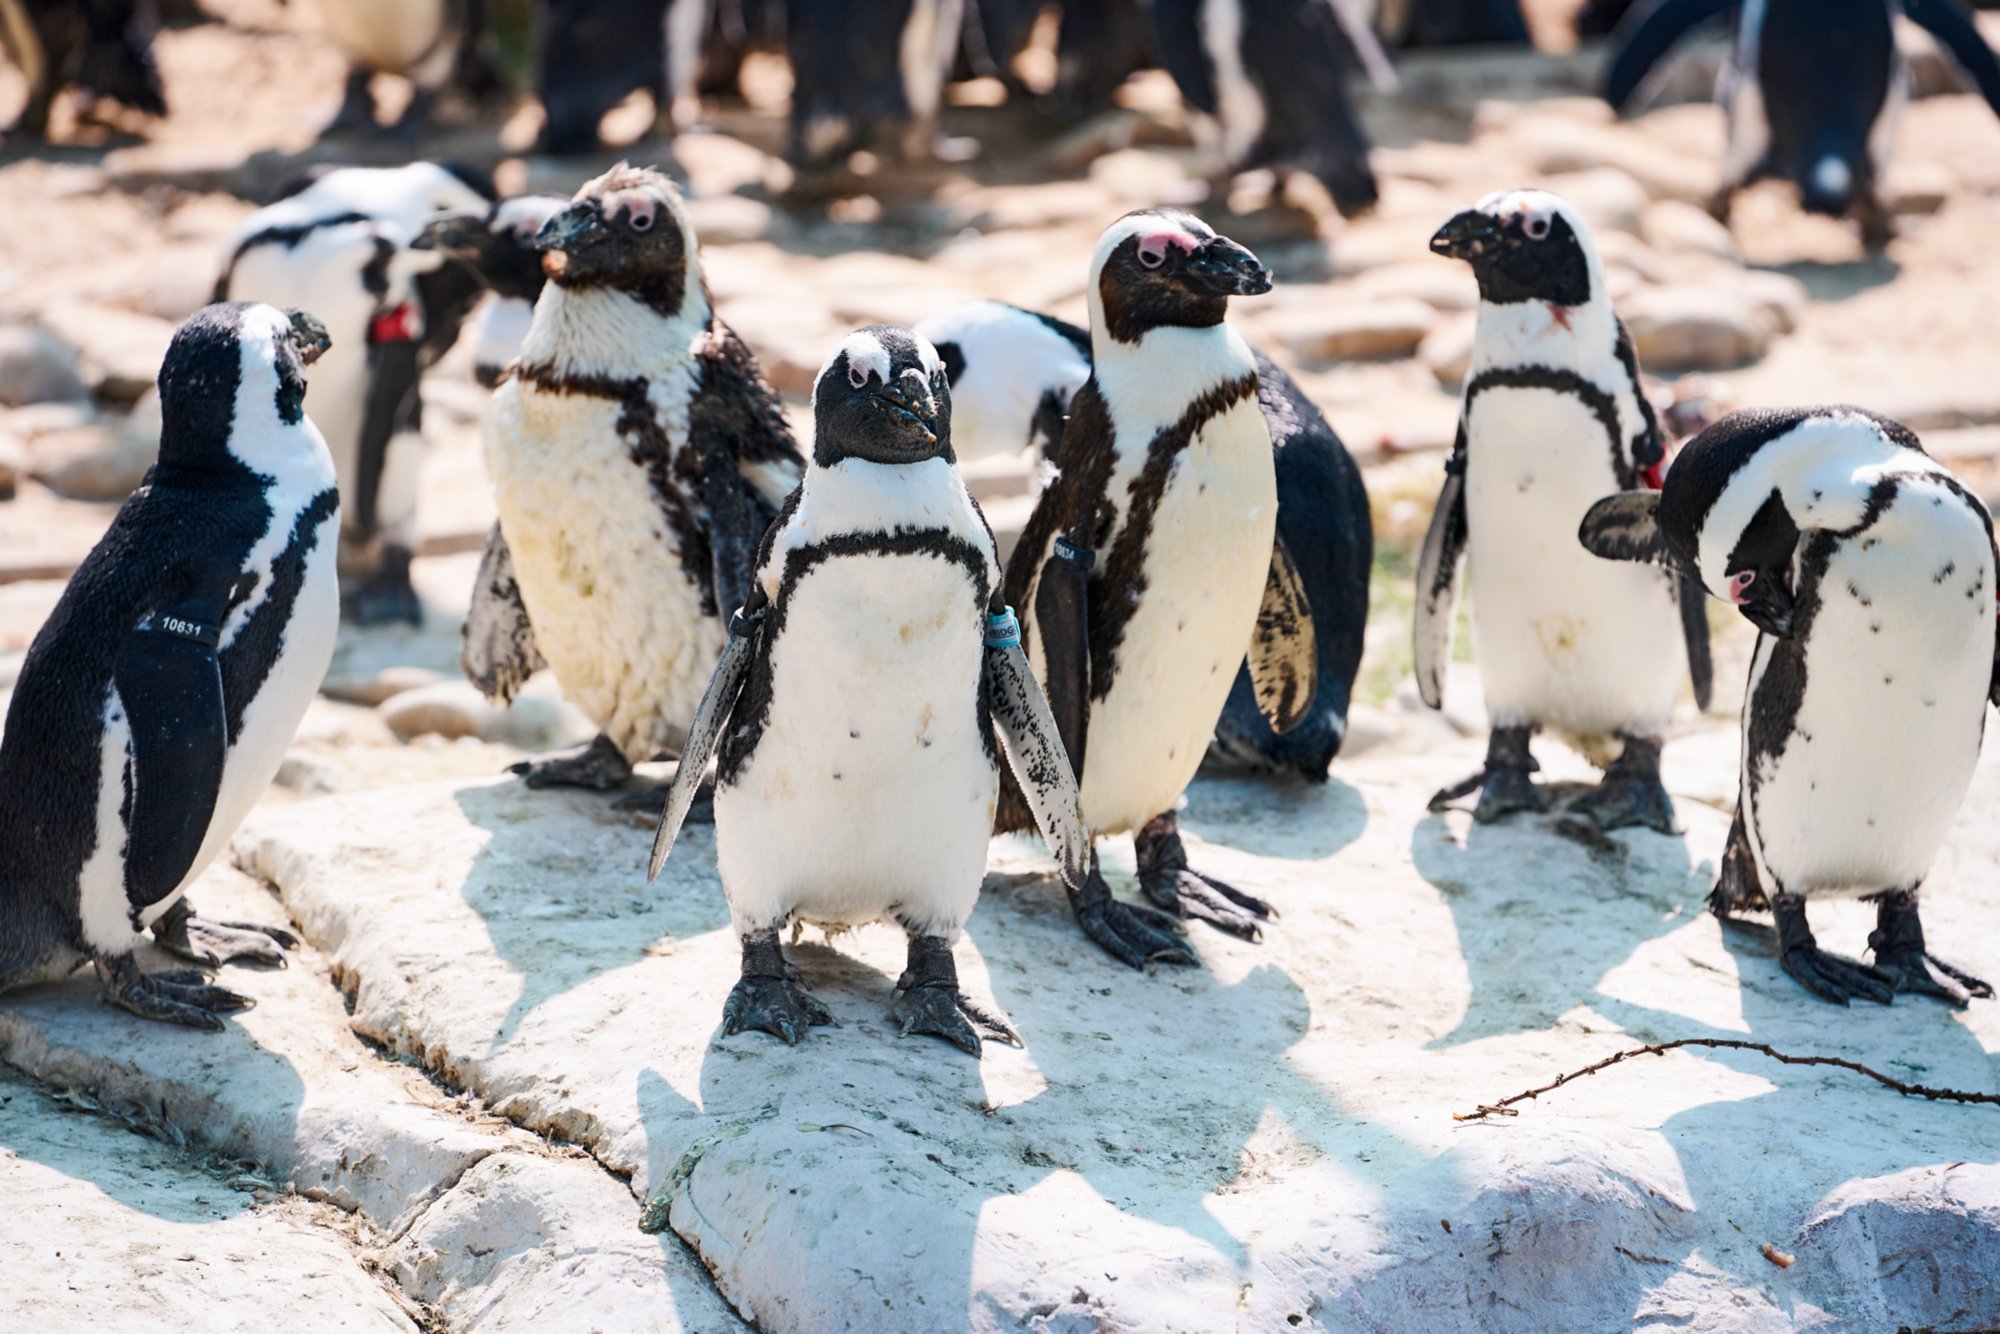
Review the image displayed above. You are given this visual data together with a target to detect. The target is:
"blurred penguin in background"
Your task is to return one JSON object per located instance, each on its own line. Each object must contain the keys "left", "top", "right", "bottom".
{"left": 536, "top": 0, "right": 724, "bottom": 155}
{"left": 785, "top": 0, "right": 962, "bottom": 179}
{"left": 1376, "top": 0, "right": 1531, "bottom": 45}
{"left": 318, "top": 0, "right": 506, "bottom": 137}
{"left": 0, "top": 0, "right": 166, "bottom": 137}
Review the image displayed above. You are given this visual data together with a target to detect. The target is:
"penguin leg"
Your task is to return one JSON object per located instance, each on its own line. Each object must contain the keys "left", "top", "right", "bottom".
{"left": 1430, "top": 725, "right": 1548, "bottom": 821}
{"left": 386, "top": 86, "right": 438, "bottom": 140}
{"left": 344, "top": 545, "right": 423, "bottom": 627}
{"left": 1866, "top": 890, "right": 1994, "bottom": 1008}
{"left": 1134, "top": 811, "right": 1271, "bottom": 943}
{"left": 1773, "top": 892, "right": 1895, "bottom": 1006}
{"left": 1854, "top": 187, "right": 1896, "bottom": 251}
{"left": 1565, "top": 733, "right": 1677, "bottom": 835}
{"left": 509, "top": 733, "right": 634, "bottom": 791}
{"left": 1068, "top": 846, "right": 1195, "bottom": 970}
{"left": 1706, "top": 805, "right": 1771, "bottom": 917}
{"left": 327, "top": 67, "right": 380, "bottom": 133}
{"left": 890, "top": 933, "right": 1021, "bottom": 1058}
{"left": 94, "top": 953, "right": 252, "bottom": 1032}
{"left": 721, "top": 929, "right": 836, "bottom": 1046}
{"left": 151, "top": 898, "right": 297, "bottom": 969}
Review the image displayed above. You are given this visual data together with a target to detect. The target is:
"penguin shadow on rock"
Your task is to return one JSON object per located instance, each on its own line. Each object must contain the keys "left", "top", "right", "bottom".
{"left": 1177, "top": 771, "right": 1371, "bottom": 865}
{"left": 447, "top": 782, "right": 733, "bottom": 1051}
{"left": 1411, "top": 805, "right": 1711, "bottom": 1047}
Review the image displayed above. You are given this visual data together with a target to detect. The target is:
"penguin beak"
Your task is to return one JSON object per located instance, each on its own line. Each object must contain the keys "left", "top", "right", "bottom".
{"left": 285, "top": 308, "right": 332, "bottom": 366}
{"left": 876, "top": 369, "right": 940, "bottom": 445}
{"left": 412, "top": 213, "right": 487, "bottom": 256}
{"left": 534, "top": 204, "right": 612, "bottom": 255}
{"left": 1431, "top": 210, "right": 1503, "bottom": 261}
{"left": 1729, "top": 568, "right": 1796, "bottom": 639}
{"left": 1180, "top": 236, "right": 1272, "bottom": 298}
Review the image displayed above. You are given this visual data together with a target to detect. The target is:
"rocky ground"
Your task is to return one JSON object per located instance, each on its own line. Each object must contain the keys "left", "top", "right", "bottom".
{"left": 3, "top": 3, "right": 2000, "bottom": 1331}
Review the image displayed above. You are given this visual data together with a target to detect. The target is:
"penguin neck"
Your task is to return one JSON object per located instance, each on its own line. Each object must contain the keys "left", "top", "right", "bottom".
{"left": 518, "top": 278, "right": 713, "bottom": 381}
{"left": 798, "top": 456, "right": 966, "bottom": 537}
{"left": 1088, "top": 319, "right": 1255, "bottom": 445}
{"left": 1471, "top": 294, "right": 1615, "bottom": 372}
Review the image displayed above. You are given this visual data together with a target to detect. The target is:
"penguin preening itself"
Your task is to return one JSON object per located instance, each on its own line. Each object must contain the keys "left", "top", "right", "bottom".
{"left": 647, "top": 326, "right": 1090, "bottom": 1054}
{"left": 1606, "top": 0, "right": 2000, "bottom": 246}
{"left": 915, "top": 299, "right": 1374, "bottom": 782}
{"left": 0, "top": 303, "right": 340, "bottom": 1029}
{"left": 216, "top": 162, "right": 498, "bottom": 626}
{"left": 1417, "top": 190, "right": 1712, "bottom": 833}
{"left": 412, "top": 193, "right": 569, "bottom": 388}
{"left": 995, "top": 210, "right": 1319, "bottom": 968}
{"left": 0, "top": 0, "right": 166, "bottom": 137}
{"left": 1152, "top": 0, "right": 1381, "bottom": 218}
{"left": 1583, "top": 407, "right": 1998, "bottom": 1007}
{"left": 785, "top": 0, "right": 962, "bottom": 178}
{"left": 468, "top": 164, "right": 803, "bottom": 804}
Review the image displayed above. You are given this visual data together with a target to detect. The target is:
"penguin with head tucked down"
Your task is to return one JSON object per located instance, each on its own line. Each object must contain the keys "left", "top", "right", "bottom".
{"left": 413, "top": 192, "right": 569, "bottom": 388}
{"left": 646, "top": 326, "right": 1089, "bottom": 1055}
{"left": 0, "top": 302, "right": 340, "bottom": 1028}
{"left": 0, "top": 0, "right": 166, "bottom": 137}
{"left": 1606, "top": 0, "right": 2000, "bottom": 247}
{"left": 1416, "top": 189, "right": 1712, "bottom": 833}
{"left": 215, "top": 162, "right": 497, "bottom": 626}
{"left": 1584, "top": 406, "right": 1998, "bottom": 1008}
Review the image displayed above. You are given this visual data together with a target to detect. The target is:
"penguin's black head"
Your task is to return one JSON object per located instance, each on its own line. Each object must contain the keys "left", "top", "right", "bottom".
{"left": 1433, "top": 190, "right": 1596, "bottom": 309}
{"left": 156, "top": 302, "right": 332, "bottom": 478}
{"left": 414, "top": 194, "right": 567, "bottom": 301}
{"left": 1091, "top": 209, "right": 1272, "bottom": 346}
{"left": 811, "top": 326, "right": 953, "bottom": 468}
{"left": 533, "top": 164, "right": 694, "bottom": 318}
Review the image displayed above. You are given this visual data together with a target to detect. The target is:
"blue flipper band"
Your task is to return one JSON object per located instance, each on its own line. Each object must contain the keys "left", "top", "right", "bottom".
{"left": 1054, "top": 536, "right": 1095, "bottom": 570}
{"left": 985, "top": 609, "right": 1022, "bottom": 649}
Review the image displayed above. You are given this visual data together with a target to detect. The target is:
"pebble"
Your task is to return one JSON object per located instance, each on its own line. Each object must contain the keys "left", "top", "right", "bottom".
{"left": 1347, "top": 262, "right": 1479, "bottom": 313}
{"left": 1418, "top": 312, "right": 1478, "bottom": 386}
{"left": 1884, "top": 162, "right": 1954, "bottom": 217}
{"left": 684, "top": 195, "right": 774, "bottom": 247}
{"left": 1543, "top": 168, "right": 1649, "bottom": 234}
{"left": 1262, "top": 299, "right": 1439, "bottom": 363}
{"left": 0, "top": 431, "right": 21, "bottom": 501}
{"left": 0, "top": 324, "right": 90, "bottom": 407}
{"left": 379, "top": 680, "right": 494, "bottom": 742}
{"left": 1508, "top": 117, "right": 1714, "bottom": 204}
{"left": 1622, "top": 286, "right": 1771, "bottom": 372}
{"left": 1640, "top": 199, "right": 1741, "bottom": 260}
{"left": 39, "top": 303, "right": 175, "bottom": 405}
{"left": 322, "top": 665, "right": 448, "bottom": 707}
{"left": 28, "top": 422, "right": 156, "bottom": 501}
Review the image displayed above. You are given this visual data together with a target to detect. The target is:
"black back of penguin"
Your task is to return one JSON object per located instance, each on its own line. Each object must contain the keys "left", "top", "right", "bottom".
{"left": 537, "top": 0, "right": 671, "bottom": 154}
{"left": 1758, "top": 0, "right": 1895, "bottom": 215}
{"left": 786, "top": 0, "right": 921, "bottom": 171}
{"left": 1392, "top": 0, "right": 1531, "bottom": 45}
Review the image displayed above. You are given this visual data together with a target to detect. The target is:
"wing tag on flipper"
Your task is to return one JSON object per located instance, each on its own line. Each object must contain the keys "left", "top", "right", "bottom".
{"left": 116, "top": 617, "right": 228, "bottom": 914}
{"left": 647, "top": 606, "right": 761, "bottom": 882}
{"left": 1248, "top": 534, "right": 1317, "bottom": 734}
{"left": 1413, "top": 467, "right": 1469, "bottom": 710}
{"left": 984, "top": 608, "right": 1089, "bottom": 891}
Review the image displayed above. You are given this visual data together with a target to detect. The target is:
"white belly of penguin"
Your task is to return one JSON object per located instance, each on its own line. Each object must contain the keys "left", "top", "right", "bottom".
{"left": 715, "top": 554, "right": 997, "bottom": 938}
{"left": 1747, "top": 483, "right": 1994, "bottom": 897}
{"left": 1465, "top": 388, "right": 1686, "bottom": 741}
{"left": 1079, "top": 397, "right": 1275, "bottom": 833}
{"left": 490, "top": 386, "right": 720, "bottom": 761}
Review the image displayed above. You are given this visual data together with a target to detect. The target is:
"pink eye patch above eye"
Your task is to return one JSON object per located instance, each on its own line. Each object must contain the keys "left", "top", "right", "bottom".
{"left": 605, "top": 190, "right": 657, "bottom": 230}
{"left": 1137, "top": 230, "right": 1199, "bottom": 263}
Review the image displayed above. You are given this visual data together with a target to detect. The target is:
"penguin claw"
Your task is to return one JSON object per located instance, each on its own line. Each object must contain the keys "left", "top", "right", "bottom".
{"left": 720, "top": 975, "right": 836, "bottom": 1046}
{"left": 1871, "top": 951, "right": 1994, "bottom": 1009}
{"left": 1564, "top": 775, "right": 1678, "bottom": 836}
{"left": 1781, "top": 944, "right": 1896, "bottom": 1007}
{"left": 891, "top": 987, "right": 1020, "bottom": 1057}
{"left": 98, "top": 954, "right": 253, "bottom": 1031}
{"left": 510, "top": 734, "right": 633, "bottom": 791}
{"left": 1069, "top": 871, "right": 1196, "bottom": 970}
{"left": 154, "top": 904, "right": 298, "bottom": 969}
{"left": 1472, "top": 767, "right": 1550, "bottom": 823}
{"left": 1140, "top": 869, "right": 1271, "bottom": 942}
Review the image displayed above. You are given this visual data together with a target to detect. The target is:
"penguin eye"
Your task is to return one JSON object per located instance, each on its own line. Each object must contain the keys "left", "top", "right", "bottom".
{"left": 629, "top": 209, "right": 655, "bottom": 233}
{"left": 1524, "top": 216, "right": 1551, "bottom": 241}
{"left": 1137, "top": 245, "right": 1166, "bottom": 270}
{"left": 848, "top": 363, "right": 869, "bottom": 389}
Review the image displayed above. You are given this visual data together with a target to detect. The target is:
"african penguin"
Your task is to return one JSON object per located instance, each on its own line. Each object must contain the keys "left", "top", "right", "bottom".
{"left": 0, "top": 0, "right": 166, "bottom": 137}
{"left": 469, "top": 163, "right": 803, "bottom": 806}
{"left": 1606, "top": 0, "right": 2000, "bottom": 247}
{"left": 785, "top": 0, "right": 964, "bottom": 178}
{"left": 996, "top": 209, "right": 1319, "bottom": 969}
{"left": 216, "top": 162, "right": 496, "bottom": 626}
{"left": 916, "top": 298, "right": 1374, "bottom": 782}
{"left": 647, "top": 326, "right": 1088, "bottom": 1054}
{"left": 1377, "top": 0, "right": 1530, "bottom": 45}
{"left": 319, "top": 0, "right": 503, "bottom": 136}
{"left": 1152, "top": 0, "right": 1380, "bottom": 218}
{"left": 413, "top": 193, "right": 569, "bottom": 388}
{"left": 1055, "top": 0, "right": 1154, "bottom": 116}
{"left": 1582, "top": 407, "right": 1997, "bottom": 1007}
{"left": 0, "top": 302, "right": 339, "bottom": 1028}
{"left": 535, "top": 0, "right": 716, "bottom": 154}
{"left": 1416, "top": 189, "right": 1712, "bottom": 833}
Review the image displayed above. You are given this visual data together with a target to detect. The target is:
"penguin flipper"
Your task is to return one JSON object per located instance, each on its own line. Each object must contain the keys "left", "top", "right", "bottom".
{"left": 984, "top": 619, "right": 1091, "bottom": 892}
{"left": 702, "top": 453, "right": 763, "bottom": 624}
{"left": 1413, "top": 453, "right": 1469, "bottom": 710}
{"left": 115, "top": 598, "right": 230, "bottom": 915}
{"left": 1577, "top": 489, "right": 1666, "bottom": 563}
{"left": 1907, "top": 0, "right": 2000, "bottom": 121}
{"left": 1033, "top": 534, "right": 1094, "bottom": 782}
{"left": 354, "top": 328, "right": 422, "bottom": 542}
{"left": 1247, "top": 533, "right": 1318, "bottom": 734}
{"left": 1604, "top": 0, "right": 1733, "bottom": 112}
{"left": 647, "top": 599, "right": 763, "bottom": 882}
{"left": 1679, "top": 568, "right": 1714, "bottom": 711}
{"left": 462, "top": 523, "right": 544, "bottom": 707}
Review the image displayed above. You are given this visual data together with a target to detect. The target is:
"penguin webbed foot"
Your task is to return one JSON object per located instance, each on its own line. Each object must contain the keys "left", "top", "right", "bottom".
{"left": 1565, "top": 736, "right": 1677, "bottom": 835}
{"left": 1432, "top": 727, "right": 1548, "bottom": 822}
{"left": 1068, "top": 862, "right": 1195, "bottom": 971}
{"left": 152, "top": 899, "right": 297, "bottom": 969}
{"left": 1773, "top": 893, "right": 1894, "bottom": 1006}
{"left": 611, "top": 776, "right": 713, "bottom": 823}
{"left": 510, "top": 734, "right": 633, "bottom": 791}
{"left": 1867, "top": 891, "right": 1994, "bottom": 1009}
{"left": 891, "top": 935, "right": 1020, "bottom": 1058}
{"left": 1134, "top": 812, "right": 1271, "bottom": 943}
{"left": 97, "top": 953, "right": 252, "bottom": 1031}
{"left": 343, "top": 551, "right": 423, "bottom": 627}
{"left": 721, "top": 931, "right": 835, "bottom": 1046}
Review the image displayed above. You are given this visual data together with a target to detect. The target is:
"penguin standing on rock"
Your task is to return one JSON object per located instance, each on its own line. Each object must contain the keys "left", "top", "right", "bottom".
{"left": 216, "top": 163, "right": 497, "bottom": 625}
{"left": 916, "top": 299, "right": 1374, "bottom": 782}
{"left": 647, "top": 327, "right": 1089, "bottom": 1054}
{"left": 1417, "top": 190, "right": 1712, "bottom": 832}
{"left": 0, "top": 303, "right": 340, "bottom": 1029}
{"left": 413, "top": 193, "right": 569, "bottom": 388}
{"left": 1606, "top": 0, "right": 2000, "bottom": 246}
{"left": 1583, "top": 407, "right": 1997, "bottom": 1007}
{"left": 996, "top": 209, "right": 1319, "bottom": 967}
{"left": 469, "top": 164, "right": 803, "bottom": 805}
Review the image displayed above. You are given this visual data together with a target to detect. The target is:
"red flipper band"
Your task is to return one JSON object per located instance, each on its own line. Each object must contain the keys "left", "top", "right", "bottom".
{"left": 369, "top": 302, "right": 419, "bottom": 345}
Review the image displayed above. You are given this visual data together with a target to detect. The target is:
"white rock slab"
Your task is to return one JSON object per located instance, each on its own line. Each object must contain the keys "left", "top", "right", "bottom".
{"left": 234, "top": 732, "right": 2000, "bottom": 1332}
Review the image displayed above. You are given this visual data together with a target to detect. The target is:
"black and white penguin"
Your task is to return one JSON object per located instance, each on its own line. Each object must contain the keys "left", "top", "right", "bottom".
{"left": 0, "top": 0, "right": 166, "bottom": 136}
{"left": 534, "top": 0, "right": 715, "bottom": 154}
{"left": 915, "top": 299, "right": 1374, "bottom": 782}
{"left": 1582, "top": 406, "right": 1998, "bottom": 1007}
{"left": 319, "top": 0, "right": 503, "bottom": 136}
{"left": 995, "top": 209, "right": 1319, "bottom": 967}
{"left": 785, "top": 0, "right": 962, "bottom": 176}
{"left": 1606, "top": 0, "right": 2000, "bottom": 246}
{"left": 0, "top": 302, "right": 340, "bottom": 1028}
{"left": 412, "top": 193, "right": 569, "bottom": 388}
{"left": 1417, "top": 190, "right": 1712, "bottom": 832}
{"left": 646, "top": 326, "right": 1089, "bottom": 1053}
{"left": 216, "top": 162, "right": 496, "bottom": 625}
{"left": 467, "top": 164, "right": 803, "bottom": 803}
{"left": 1377, "top": 0, "right": 1530, "bottom": 45}
{"left": 1152, "top": 0, "right": 1380, "bottom": 217}
{"left": 1054, "top": 0, "right": 1154, "bottom": 116}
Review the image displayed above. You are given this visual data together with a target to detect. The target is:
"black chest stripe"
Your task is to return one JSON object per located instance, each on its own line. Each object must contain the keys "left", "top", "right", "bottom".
{"left": 1466, "top": 365, "right": 1634, "bottom": 489}
{"left": 220, "top": 488, "right": 339, "bottom": 744}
